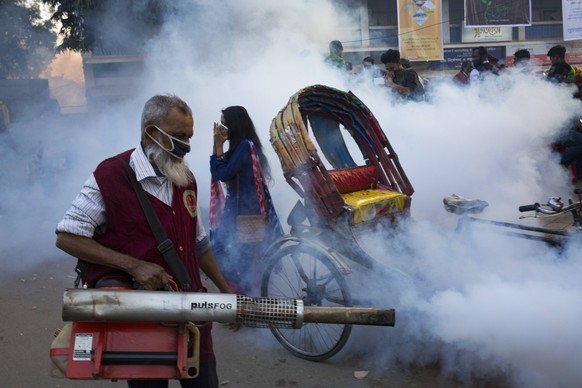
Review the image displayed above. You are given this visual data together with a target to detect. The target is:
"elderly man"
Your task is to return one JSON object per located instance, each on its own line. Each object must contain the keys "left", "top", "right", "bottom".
{"left": 56, "top": 94, "right": 233, "bottom": 388}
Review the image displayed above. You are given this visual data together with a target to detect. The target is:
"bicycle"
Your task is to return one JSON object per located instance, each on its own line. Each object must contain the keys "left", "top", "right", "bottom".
{"left": 451, "top": 189, "right": 581, "bottom": 248}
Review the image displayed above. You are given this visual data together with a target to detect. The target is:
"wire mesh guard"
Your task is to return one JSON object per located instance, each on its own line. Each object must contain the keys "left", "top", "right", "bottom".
{"left": 236, "top": 296, "right": 304, "bottom": 329}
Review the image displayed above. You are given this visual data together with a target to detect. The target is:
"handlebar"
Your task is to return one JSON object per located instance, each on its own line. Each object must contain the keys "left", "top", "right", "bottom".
{"left": 518, "top": 203, "right": 539, "bottom": 212}
{"left": 518, "top": 195, "right": 582, "bottom": 219}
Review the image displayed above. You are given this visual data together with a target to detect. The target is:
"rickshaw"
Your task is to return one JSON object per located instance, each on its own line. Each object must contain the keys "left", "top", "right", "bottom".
{"left": 260, "top": 84, "right": 414, "bottom": 361}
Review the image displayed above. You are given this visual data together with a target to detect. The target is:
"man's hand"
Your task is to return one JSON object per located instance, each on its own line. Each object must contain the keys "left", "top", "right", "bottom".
{"left": 129, "top": 261, "right": 171, "bottom": 290}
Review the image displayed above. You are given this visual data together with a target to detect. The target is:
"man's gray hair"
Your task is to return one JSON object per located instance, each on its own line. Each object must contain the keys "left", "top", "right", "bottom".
{"left": 141, "top": 94, "right": 192, "bottom": 130}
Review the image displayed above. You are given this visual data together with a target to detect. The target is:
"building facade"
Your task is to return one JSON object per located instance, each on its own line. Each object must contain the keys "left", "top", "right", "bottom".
{"left": 82, "top": 0, "right": 580, "bottom": 109}
{"left": 338, "top": 0, "right": 581, "bottom": 71}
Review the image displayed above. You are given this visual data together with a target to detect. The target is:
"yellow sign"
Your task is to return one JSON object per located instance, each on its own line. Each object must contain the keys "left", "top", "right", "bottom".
{"left": 398, "top": 0, "right": 443, "bottom": 61}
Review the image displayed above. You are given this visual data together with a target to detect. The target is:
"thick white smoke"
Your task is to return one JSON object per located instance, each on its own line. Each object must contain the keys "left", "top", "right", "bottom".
{"left": 1, "top": 1, "right": 581, "bottom": 387}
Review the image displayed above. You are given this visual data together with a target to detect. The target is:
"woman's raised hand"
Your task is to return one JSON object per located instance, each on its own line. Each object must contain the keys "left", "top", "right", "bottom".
{"left": 213, "top": 122, "right": 228, "bottom": 156}
{"left": 213, "top": 123, "right": 228, "bottom": 141}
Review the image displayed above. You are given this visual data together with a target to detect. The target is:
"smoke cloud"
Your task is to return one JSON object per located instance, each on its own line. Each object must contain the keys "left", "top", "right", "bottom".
{"left": 1, "top": 1, "right": 581, "bottom": 387}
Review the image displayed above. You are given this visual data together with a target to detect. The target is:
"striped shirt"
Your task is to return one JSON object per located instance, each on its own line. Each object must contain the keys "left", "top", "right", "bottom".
{"left": 56, "top": 146, "right": 210, "bottom": 255}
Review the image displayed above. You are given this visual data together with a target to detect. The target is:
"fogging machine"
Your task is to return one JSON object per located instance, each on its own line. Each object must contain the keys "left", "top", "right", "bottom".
{"left": 50, "top": 289, "right": 395, "bottom": 380}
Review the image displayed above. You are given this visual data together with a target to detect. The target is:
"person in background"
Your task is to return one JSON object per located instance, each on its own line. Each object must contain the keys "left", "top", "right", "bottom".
{"left": 345, "top": 61, "right": 353, "bottom": 73}
{"left": 470, "top": 46, "right": 499, "bottom": 82}
{"left": 488, "top": 54, "right": 506, "bottom": 72}
{"left": 325, "top": 40, "right": 348, "bottom": 70}
{"left": 380, "top": 49, "right": 424, "bottom": 101}
{"left": 210, "top": 106, "right": 282, "bottom": 295}
{"left": 453, "top": 60, "right": 474, "bottom": 86}
{"left": 361, "top": 56, "right": 385, "bottom": 85}
{"left": 513, "top": 49, "right": 531, "bottom": 73}
{"left": 546, "top": 45, "right": 572, "bottom": 83}
{"left": 546, "top": 45, "right": 582, "bottom": 99}
{"left": 55, "top": 94, "right": 235, "bottom": 388}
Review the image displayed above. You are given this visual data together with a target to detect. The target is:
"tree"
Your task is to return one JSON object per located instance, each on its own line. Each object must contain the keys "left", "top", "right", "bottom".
{"left": 42, "top": 0, "right": 174, "bottom": 53}
{"left": 0, "top": 0, "right": 57, "bottom": 79}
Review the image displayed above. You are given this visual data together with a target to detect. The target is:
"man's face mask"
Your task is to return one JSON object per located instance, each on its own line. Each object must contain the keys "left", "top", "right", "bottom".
{"left": 146, "top": 125, "right": 191, "bottom": 159}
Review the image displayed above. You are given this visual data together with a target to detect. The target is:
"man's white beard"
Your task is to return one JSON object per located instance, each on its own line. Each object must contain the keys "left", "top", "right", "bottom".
{"left": 144, "top": 144, "right": 192, "bottom": 187}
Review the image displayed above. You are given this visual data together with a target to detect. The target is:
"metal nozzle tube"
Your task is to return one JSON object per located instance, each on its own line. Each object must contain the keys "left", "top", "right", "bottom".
{"left": 62, "top": 289, "right": 395, "bottom": 328}
{"left": 303, "top": 306, "right": 395, "bottom": 326}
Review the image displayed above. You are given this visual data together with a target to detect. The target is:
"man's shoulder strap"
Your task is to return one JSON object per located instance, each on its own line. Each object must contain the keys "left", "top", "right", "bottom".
{"left": 115, "top": 157, "right": 192, "bottom": 291}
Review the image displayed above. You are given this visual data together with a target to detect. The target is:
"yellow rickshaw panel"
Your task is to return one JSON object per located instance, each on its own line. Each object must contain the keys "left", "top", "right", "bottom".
{"left": 341, "top": 189, "right": 407, "bottom": 224}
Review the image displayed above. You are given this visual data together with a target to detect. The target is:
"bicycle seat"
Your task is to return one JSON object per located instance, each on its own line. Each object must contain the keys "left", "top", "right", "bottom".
{"left": 443, "top": 194, "right": 489, "bottom": 214}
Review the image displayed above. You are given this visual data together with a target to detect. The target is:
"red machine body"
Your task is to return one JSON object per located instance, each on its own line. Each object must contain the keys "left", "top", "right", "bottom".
{"left": 50, "top": 320, "right": 200, "bottom": 380}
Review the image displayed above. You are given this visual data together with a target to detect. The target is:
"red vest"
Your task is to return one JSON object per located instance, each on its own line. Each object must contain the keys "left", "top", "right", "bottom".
{"left": 88, "top": 149, "right": 213, "bottom": 361}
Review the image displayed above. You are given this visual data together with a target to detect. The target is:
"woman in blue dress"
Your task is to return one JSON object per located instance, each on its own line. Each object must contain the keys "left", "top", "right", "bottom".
{"left": 210, "top": 106, "right": 282, "bottom": 294}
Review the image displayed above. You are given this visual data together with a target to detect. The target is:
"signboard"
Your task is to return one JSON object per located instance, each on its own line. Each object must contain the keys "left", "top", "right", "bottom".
{"left": 397, "top": 0, "right": 443, "bottom": 61}
{"left": 563, "top": 0, "right": 582, "bottom": 41}
{"left": 461, "top": 27, "right": 513, "bottom": 42}
{"left": 439, "top": 46, "right": 506, "bottom": 70}
{"left": 465, "top": 0, "right": 532, "bottom": 27}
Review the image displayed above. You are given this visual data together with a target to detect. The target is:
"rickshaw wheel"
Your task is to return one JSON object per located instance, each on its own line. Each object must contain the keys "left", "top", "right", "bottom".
{"left": 261, "top": 243, "right": 352, "bottom": 361}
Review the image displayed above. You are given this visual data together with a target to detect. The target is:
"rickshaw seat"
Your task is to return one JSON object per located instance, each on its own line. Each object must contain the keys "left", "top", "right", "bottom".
{"left": 328, "top": 165, "right": 378, "bottom": 193}
{"left": 328, "top": 165, "right": 408, "bottom": 224}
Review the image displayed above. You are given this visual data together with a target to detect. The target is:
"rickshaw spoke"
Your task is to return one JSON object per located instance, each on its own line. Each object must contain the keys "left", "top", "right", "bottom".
{"left": 317, "top": 273, "right": 335, "bottom": 287}
{"left": 269, "top": 259, "right": 305, "bottom": 297}
{"left": 291, "top": 252, "right": 311, "bottom": 285}
{"left": 323, "top": 287, "right": 345, "bottom": 305}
